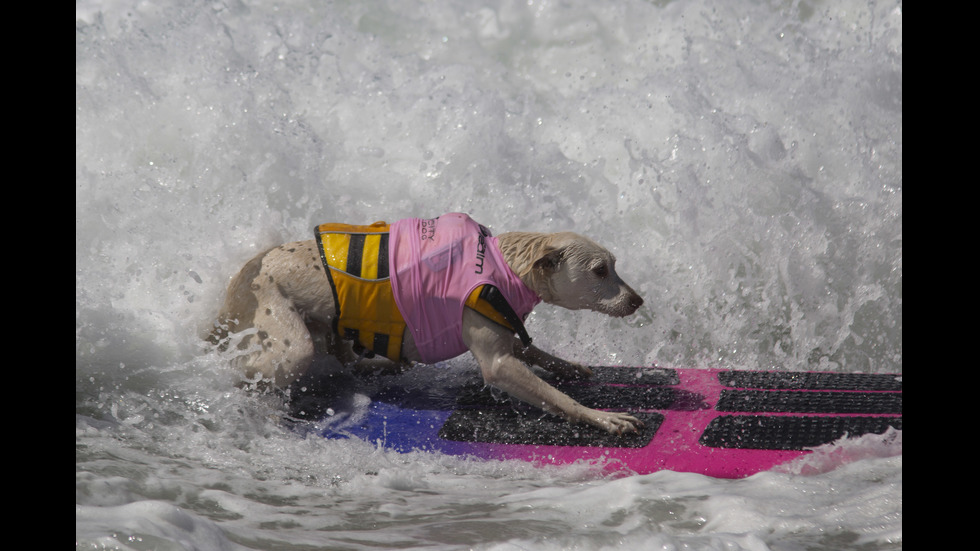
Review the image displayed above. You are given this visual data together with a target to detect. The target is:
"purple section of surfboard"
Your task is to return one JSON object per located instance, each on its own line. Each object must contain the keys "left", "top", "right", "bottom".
{"left": 318, "top": 367, "right": 902, "bottom": 479}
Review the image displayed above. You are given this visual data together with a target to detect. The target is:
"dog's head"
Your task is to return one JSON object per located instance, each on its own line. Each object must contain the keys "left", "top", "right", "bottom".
{"left": 520, "top": 232, "right": 644, "bottom": 318}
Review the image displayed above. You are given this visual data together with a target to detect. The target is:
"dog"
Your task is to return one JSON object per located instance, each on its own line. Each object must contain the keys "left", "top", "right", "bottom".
{"left": 209, "top": 213, "right": 645, "bottom": 435}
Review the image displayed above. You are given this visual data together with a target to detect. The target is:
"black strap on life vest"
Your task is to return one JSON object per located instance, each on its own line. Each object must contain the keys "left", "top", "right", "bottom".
{"left": 478, "top": 285, "right": 533, "bottom": 348}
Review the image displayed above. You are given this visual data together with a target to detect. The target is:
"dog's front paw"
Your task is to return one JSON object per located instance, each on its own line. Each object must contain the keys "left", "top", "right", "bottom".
{"left": 584, "top": 409, "right": 644, "bottom": 435}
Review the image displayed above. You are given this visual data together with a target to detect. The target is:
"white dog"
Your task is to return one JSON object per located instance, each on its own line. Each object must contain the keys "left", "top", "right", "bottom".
{"left": 209, "top": 213, "right": 645, "bottom": 434}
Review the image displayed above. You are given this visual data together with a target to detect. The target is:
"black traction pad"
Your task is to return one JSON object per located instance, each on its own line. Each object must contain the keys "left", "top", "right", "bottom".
{"left": 700, "top": 415, "right": 902, "bottom": 450}
{"left": 438, "top": 409, "right": 663, "bottom": 448}
{"left": 715, "top": 389, "right": 902, "bottom": 414}
{"left": 455, "top": 367, "right": 701, "bottom": 411}
{"left": 718, "top": 371, "right": 902, "bottom": 391}
{"left": 454, "top": 384, "right": 690, "bottom": 411}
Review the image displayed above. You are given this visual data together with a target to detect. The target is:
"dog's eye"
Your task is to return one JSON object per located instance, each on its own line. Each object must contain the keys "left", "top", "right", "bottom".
{"left": 592, "top": 264, "right": 608, "bottom": 278}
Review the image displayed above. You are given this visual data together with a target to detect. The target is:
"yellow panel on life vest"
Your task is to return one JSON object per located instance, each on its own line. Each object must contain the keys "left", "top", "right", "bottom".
{"left": 314, "top": 221, "right": 406, "bottom": 361}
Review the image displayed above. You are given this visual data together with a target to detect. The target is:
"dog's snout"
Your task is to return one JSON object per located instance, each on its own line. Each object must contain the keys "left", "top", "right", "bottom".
{"left": 622, "top": 290, "right": 643, "bottom": 315}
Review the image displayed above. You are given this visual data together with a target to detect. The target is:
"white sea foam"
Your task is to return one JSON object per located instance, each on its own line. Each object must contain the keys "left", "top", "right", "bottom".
{"left": 77, "top": 0, "right": 901, "bottom": 549}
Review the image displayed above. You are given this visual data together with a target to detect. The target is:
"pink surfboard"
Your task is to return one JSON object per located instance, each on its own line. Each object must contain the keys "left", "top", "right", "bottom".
{"left": 316, "top": 366, "right": 902, "bottom": 478}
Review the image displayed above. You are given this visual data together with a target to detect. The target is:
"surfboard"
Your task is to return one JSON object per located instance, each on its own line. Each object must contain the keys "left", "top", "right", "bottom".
{"left": 314, "top": 365, "right": 902, "bottom": 478}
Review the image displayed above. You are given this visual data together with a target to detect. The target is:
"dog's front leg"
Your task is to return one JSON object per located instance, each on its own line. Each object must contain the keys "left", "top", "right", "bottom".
{"left": 513, "top": 343, "right": 593, "bottom": 379}
{"left": 462, "top": 309, "right": 643, "bottom": 435}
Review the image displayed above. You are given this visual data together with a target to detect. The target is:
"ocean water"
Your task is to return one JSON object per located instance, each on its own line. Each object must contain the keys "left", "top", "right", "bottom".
{"left": 76, "top": 0, "right": 902, "bottom": 549}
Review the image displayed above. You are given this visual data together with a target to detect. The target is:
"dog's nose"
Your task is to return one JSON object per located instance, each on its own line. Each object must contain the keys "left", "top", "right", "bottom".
{"left": 628, "top": 292, "right": 644, "bottom": 311}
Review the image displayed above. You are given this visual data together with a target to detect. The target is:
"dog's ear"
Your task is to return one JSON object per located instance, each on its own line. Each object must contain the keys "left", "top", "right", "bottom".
{"left": 532, "top": 246, "right": 563, "bottom": 276}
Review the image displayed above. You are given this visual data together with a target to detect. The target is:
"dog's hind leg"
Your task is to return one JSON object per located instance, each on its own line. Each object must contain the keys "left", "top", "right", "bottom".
{"left": 209, "top": 248, "right": 318, "bottom": 387}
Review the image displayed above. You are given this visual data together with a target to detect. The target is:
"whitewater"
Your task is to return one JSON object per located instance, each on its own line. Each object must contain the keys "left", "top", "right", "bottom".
{"left": 76, "top": 0, "right": 902, "bottom": 549}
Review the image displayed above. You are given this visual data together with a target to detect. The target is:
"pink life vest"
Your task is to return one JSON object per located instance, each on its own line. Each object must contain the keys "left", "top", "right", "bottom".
{"left": 389, "top": 213, "right": 541, "bottom": 364}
